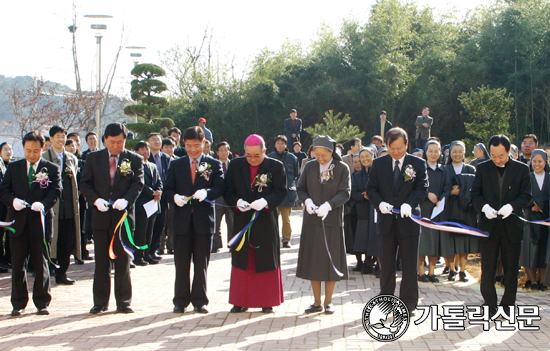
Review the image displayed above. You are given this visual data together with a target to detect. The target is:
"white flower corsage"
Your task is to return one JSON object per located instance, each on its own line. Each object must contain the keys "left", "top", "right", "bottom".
{"left": 64, "top": 166, "right": 73, "bottom": 178}
{"left": 197, "top": 162, "right": 212, "bottom": 181}
{"left": 319, "top": 164, "right": 335, "bottom": 184}
{"left": 403, "top": 164, "right": 416, "bottom": 182}
{"left": 33, "top": 168, "right": 52, "bottom": 188}
{"left": 118, "top": 159, "right": 133, "bottom": 178}
{"left": 253, "top": 173, "right": 272, "bottom": 192}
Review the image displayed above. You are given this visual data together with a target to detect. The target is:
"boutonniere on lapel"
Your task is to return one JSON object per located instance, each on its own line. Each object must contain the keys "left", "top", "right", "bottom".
{"left": 319, "top": 164, "right": 335, "bottom": 184}
{"left": 33, "top": 167, "right": 52, "bottom": 188}
{"left": 118, "top": 159, "right": 133, "bottom": 178}
{"left": 253, "top": 173, "right": 272, "bottom": 192}
{"left": 403, "top": 164, "right": 416, "bottom": 182}
{"left": 197, "top": 162, "right": 212, "bottom": 181}
{"left": 64, "top": 166, "right": 73, "bottom": 178}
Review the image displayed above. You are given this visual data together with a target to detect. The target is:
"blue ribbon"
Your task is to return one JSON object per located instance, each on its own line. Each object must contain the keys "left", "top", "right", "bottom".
{"left": 392, "top": 209, "right": 489, "bottom": 237}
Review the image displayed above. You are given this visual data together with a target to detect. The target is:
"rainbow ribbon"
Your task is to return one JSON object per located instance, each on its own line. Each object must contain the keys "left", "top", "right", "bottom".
{"left": 107, "top": 201, "right": 147, "bottom": 260}
{"left": 391, "top": 209, "right": 490, "bottom": 237}
{"left": 228, "top": 211, "right": 260, "bottom": 251}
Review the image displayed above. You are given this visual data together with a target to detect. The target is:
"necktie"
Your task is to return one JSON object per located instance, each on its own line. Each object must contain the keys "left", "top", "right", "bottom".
{"left": 222, "top": 162, "right": 227, "bottom": 174}
{"left": 110, "top": 155, "right": 117, "bottom": 186}
{"left": 28, "top": 162, "right": 35, "bottom": 189}
{"left": 393, "top": 160, "right": 400, "bottom": 189}
{"left": 191, "top": 159, "right": 197, "bottom": 184}
{"left": 154, "top": 153, "right": 163, "bottom": 179}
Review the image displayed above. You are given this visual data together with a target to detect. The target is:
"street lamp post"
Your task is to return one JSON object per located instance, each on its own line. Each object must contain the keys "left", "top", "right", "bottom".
{"left": 84, "top": 15, "right": 113, "bottom": 139}
{"left": 126, "top": 46, "right": 146, "bottom": 123}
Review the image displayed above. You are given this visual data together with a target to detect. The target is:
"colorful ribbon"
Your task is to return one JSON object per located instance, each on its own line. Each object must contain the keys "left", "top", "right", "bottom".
{"left": 182, "top": 195, "right": 235, "bottom": 208}
{"left": 0, "top": 220, "right": 16, "bottom": 234}
{"left": 228, "top": 211, "right": 260, "bottom": 251}
{"left": 513, "top": 213, "right": 550, "bottom": 227}
{"left": 39, "top": 210, "right": 60, "bottom": 269}
{"left": 108, "top": 210, "right": 139, "bottom": 260}
{"left": 391, "top": 209, "right": 490, "bottom": 237}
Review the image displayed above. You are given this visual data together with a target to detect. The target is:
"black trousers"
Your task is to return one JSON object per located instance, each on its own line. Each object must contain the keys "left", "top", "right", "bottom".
{"left": 55, "top": 218, "right": 75, "bottom": 278}
{"left": 134, "top": 209, "right": 156, "bottom": 259}
{"left": 480, "top": 220, "right": 521, "bottom": 308}
{"left": 173, "top": 221, "right": 212, "bottom": 308}
{"left": 10, "top": 231, "right": 51, "bottom": 310}
{"left": 213, "top": 201, "right": 234, "bottom": 250}
{"left": 150, "top": 200, "right": 167, "bottom": 254}
{"left": 79, "top": 195, "right": 89, "bottom": 257}
{"left": 93, "top": 223, "right": 132, "bottom": 308}
{"left": 378, "top": 222, "right": 419, "bottom": 312}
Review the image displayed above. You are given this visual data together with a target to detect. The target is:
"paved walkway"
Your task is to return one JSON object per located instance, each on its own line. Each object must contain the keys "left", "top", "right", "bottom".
{"left": 0, "top": 211, "right": 548, "bottom": 350}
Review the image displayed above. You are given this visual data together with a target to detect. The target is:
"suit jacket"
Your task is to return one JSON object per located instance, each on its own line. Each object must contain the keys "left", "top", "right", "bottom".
{"left": 284, "top": 118, "right": 302, "bottom": 143}
{"left": 163, "top": 155, "right": 224, "bottom": 235}
{"left": 267, "top": 150, "right": 299, "bottom": 207}
{"left": 136, "top": 161, "right": 162, "bottom": 211}
{"left": 367, "top": 154, "right": 428, "bottom": 237}
{"left": 374, "top": 120, "right": 393, "bottom": 137}
{"left": 79, "top": 149, "right": 144, "bottom": 231}
{"left": 471, "top": 159, "right": 531, "bottom": 243}
{"left": 341, "top": 154, "right": 354, "bottom": 172}
{"left": 224, "top": 156, "right": 287, "bottom": 272}
{"left": 148, "top": 151, "right": 170, "bottom": 182}
{"left": 42, "top": 149, "right": 81, "bottom": 259}
{"left": 174, "top": 145, "right": 187, "bottom": 158}
{"left": 415, "top": 116, "right": 433, "bottom": 139}
{"left": 0, "top": 158, "right": 62, "bottom": 239}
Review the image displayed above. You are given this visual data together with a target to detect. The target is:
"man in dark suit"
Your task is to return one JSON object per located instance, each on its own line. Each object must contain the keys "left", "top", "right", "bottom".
{"left": 164, "top": 126, "right": 224, "bottom": 314}
{"left": 367, "top": 127, "right": 428, "bottom": 314}
{"left": 169, "top": 127, "right": 187, "bottom": 158}
{"left": 374, "top": 110, "right": 393, "bottom": 139}
{"left": 0, "top": 131, "right": 62, "bottom": 316}
{"left": 212, "top": 141, "right": 233, "bottom": 253}
{"left": 133, "top": 141, "right": 162, "bottom": 266}
{"left": 415, "top": 107, "right": 433, "bottom": 150}
{"left": 80, "top": 132, "right": 99, "bottom": 161}
{"left": 80, "top": 123, "right": 144, "bottom": 314}
{"left": 147, "top": 132, "right": 171, "bottom": 260}
{"left": 471, "top": 134, "right": 531, "bottom": 317}
{"left": 284, "top": 109, "right": 302, "bottom": 144}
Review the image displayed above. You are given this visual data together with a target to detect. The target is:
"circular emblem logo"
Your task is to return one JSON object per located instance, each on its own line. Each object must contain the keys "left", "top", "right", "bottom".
{"left": 362, "top": 295, "right": 410, "bottom": 342}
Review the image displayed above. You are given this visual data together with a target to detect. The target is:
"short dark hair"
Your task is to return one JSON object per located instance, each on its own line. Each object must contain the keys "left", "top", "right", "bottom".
{"left": 217, "top": 141, "right": 230, "bottom": 151}
{"left": 379, "top": 110, "right": 387, "bottom": 116}
{"left": 370, "top": 135, "right": 384, "bottom": 144}
{"left": 386, "top": 127, "right": 408, "bottom": 147}
{"left": 293, "top": 141, "right": 302, "bottom": 147}
{"left": 349, "top": 138, "right": 362, "bottom": 147}
{"left": 274, "top": 135, "right": 288, "bottom": 145}
{"left": 23, "top": 131, "right": 45, "bottom": 147}
{"left": 44, "top": 135, "right": 50, "bottom": 142}
{"left": 104, "top": 123, "right": 128, "bottom": 139}
{"left": 521, "top": 134, "right": 538, "bottom": 145}
{"left": 422, "top": 106, "right": 430, "bottom": 111}
{"left": 146, "top": 132, "right": 162, "bottom": 140}
{"left": 49, "top": 125, "right": 67, "bottom": 137}
{"left": 182, "top": 126, "right": 205, "bottom": 141}
{"left": 168, "top": 127, "right": 181, "bottom": 136}
{"left": 162, "top": 138, "right": 175, "bottom": 148}
{"left": 134, "top": 141, "right": 150, "bottom": 152}
{"left": 427, "top": 136, "right": 440, "bottom": 143}
{"left": 85, "top": 132, "right": 97, "bottom": 142}
{"left": 488, "top": 134, "right": 511, "bottom": 152}
{"left": 65, "top": 139, "right": 75, "bottom": 146}
{"left": 67, "top": 132, "right": 79, "bottom": 139}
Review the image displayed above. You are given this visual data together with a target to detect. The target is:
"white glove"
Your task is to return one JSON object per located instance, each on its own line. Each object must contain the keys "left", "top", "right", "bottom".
{"left": 237, "top": 199, "right": 251, "bottom": 212}
{"left": 304, "top": 198, "right": 317, "bottom": 215}
{"left": 482, "top": 204, "right": 498, "bottom": 219}
{"left": 30, "top": 202, "right": 44, "bottom": 212}
{"left": 379, "top": 202, "right": 393, "bottom": 215}
{"left": 94, "top": 198, "right": 110, "bottom": 212}
{"left": 400, "top": 203, "right": 412, "bottom": 218}
{"left": 193, "top": 189, "right": 208, "bottom": 202}
{"left": 316, "top": 202, "right": 332, "bottom": 219}
{"left": 13, "top": 198, "right": 27, "bottom": 211}
{"left": 498, "top": 204, "right": 514, "bottom": 219}
{"left": 250, "top": 198, "right": 268, "bottom": 211}
{"left": 174, "top": 194, "right": 188, "bottom": 207}
{"left": 112, "top": 198, "right": 128, "bottom": 211}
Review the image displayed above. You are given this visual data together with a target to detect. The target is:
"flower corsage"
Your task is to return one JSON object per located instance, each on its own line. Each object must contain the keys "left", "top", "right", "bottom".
{"left": 34, "top": 168, "right": 52, "bottom": 188}
{"left": 319, "top": 164, "right": 335, "bottom": 184}
{"left": 403, "top": 164, "right": 416, "bottom": 182}
{"left": 118, "top": 159, "right": 133, "bottom": 178}
{"left": 64, "top": 166, "right": 73, "bottom": 178}
{"left": 253, "top": 173, "right": 272, "bottom": 192}
{"left": 197, "top": 162, "right": 212, "bottom": 181}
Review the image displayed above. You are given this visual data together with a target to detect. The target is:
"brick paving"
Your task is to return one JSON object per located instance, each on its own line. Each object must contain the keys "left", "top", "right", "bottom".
{"left": 0, "top": 210, "right": 548, "bottom": 350}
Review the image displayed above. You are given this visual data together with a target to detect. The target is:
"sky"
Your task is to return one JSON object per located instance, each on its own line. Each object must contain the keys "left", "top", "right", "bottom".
{"left": 1, "top": 0, "right": 495, "bottom": 98}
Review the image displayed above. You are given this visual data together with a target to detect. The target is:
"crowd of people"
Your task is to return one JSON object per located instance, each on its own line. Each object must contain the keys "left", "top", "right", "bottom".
{"left": 0, "top": 108, "right": 548, "bottom": 320}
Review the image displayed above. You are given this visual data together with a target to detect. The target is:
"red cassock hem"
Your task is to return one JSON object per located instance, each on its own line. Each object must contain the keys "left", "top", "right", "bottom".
{"left": 229, "top": 248, "right": 284, "bottom": 308}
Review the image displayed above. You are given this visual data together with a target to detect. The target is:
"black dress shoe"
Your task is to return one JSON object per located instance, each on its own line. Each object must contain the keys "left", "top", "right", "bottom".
{"left": 90, "top": 305, "right": 108, "bottom": 314}
{"left": 324, "top": 304, "right": 335, "bottom": 314}
{"left": 459, "top": 271, "right": 468, "bottom": 282}
{"left": 304, "top": 305, "right": 323, "bottom": 314}
{"left": 116, "top": 306, "right": 134, "bottom": 313}
{"left": 417, "top": 274, "right": 429, "bottom": 282}
{"left": 194, "top": 305, "right": 209, "bottom": 314}
{"left": 230, "top": 306, "right": 248, "bottom": 313}
{"left": 129, "top": 262, "right": 136, "bottom": 269}
{"left": 83, "top": 256, "right": 94, "bottom": 261}
{"left": 523, "top": 280, "right": 532, "bottom": 289}
{"left": 133, "top": 258, "right": 149, "bottom": 266}
{"left": 442, "top": 266, "right": 450, "bottom": 275}
{"left": 151, "top": 253, "right": 163, "bottom": 260}
{"left": 262, "top": 307, "right": 273, "bottom": 313}
{"left": 448, "top": 270, "right": 457, "bottom": 281}
{"left": 37, "top": 307, "right": 50, "bottom": 315}
{"left": 11, "top": 309, "right": 24, "bottom": 316}
{"left": 156, "top": 250, "right": 164, "bottom": 256}
{"left": 56, "top": 276, "right": 76, "bottom": 285}
{"left": 167, "top": 250, "right": 174, "bottom": 255}
{"left": 75, "top": 259, "right": 84, "bottom": 265}
{"left": 173, "top": 305, "right": 186, "bottom": 313}
{"left": 144, "top": 256, "right": 160, "bottom": 264}
{"left": 282, "top": 241, "right": 291, "bottom": 248}
{"left": 0, "top": 266, "right": 8, "bottom": 273}
{"left": 211, "top": 248, "right": 219, "bottom": 253}
{"left": 428, "top": 274, "right": 439, "bottom": 283}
